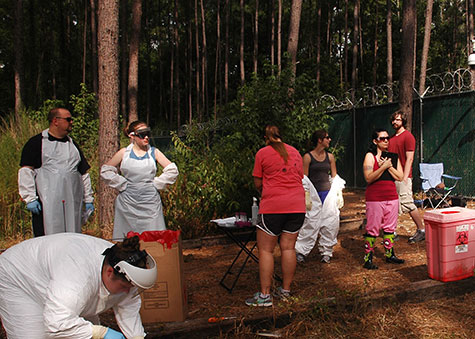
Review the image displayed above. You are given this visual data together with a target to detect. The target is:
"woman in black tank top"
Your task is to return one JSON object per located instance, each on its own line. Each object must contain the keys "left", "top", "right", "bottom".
{"left": 303, "top": 130, "right": 337, "bottom": 203}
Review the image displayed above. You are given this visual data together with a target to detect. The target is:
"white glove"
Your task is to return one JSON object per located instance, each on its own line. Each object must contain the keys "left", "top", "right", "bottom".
{"left": 82, "top": 173, "right": 94, "bottom": 203}
{"left": 305, "top": 191, "right": 312, "bottom": 211}
{"left": 18, "top": 167, "right": 38, "bottom": 204}
{"left": 100, "top": 165, "right": 128, "bottom": 192}
{"left": 92, "top": 325, "right": 108, "bottom": 339}
{"left": 336, "top": 189, "right": 344, "bottom": 209}
{"left": 153, "top": 162, "right": 179, "bottom": 191}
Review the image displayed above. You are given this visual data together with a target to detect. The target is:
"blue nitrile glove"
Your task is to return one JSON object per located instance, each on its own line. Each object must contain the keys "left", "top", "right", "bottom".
{"left": 104, "top": 328, "right": 125, "bottom": 339}
{"left": 26, "top": 200, "right": 41, "bottom": 214}
{"left": 85, "top": 203, "right": 95, "bottom": 214}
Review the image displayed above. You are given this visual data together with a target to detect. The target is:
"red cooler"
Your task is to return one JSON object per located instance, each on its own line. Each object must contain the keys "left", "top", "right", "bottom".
{"left": 424, "top": 207, "right": 475, "bottom": 282}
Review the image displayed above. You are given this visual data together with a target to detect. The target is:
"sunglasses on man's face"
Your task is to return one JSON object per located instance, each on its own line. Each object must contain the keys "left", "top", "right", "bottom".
{"left": 56, "top": 116, "right": 73, "bottom": 122}
{"left": 132, "top": 128, "right": 151, "bottom": 139}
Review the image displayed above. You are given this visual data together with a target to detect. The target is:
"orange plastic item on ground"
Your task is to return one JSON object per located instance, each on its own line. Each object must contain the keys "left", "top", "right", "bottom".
{"left": 424, "top": 207, "right": 475, "bottom": 282}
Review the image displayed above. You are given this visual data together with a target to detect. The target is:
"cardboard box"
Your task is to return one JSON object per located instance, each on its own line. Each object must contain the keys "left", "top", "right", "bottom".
{"left": 138, "top": 231, "right": 187, "bottom": 323}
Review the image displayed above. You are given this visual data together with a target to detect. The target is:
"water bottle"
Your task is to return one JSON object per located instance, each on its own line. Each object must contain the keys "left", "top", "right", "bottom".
{"left": 251, "top": 197, "right": 259, "bottom": 226}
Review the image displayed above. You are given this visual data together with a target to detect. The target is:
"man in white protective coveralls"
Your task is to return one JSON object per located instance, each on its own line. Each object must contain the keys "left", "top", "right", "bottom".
{"left": 18, "top": 107, "right": 95, "bottom": 236}
{"left": 0, "top": 233, "right": 158, "bottom": 339}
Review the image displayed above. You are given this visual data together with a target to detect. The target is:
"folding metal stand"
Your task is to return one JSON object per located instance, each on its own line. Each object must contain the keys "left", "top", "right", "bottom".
{"left": 217, "top": 225, "right": 282, "bottom": 293}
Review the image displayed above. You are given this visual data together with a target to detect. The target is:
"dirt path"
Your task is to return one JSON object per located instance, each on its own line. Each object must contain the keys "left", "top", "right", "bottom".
{"left": 148, "top": 190, "right": 474, "bottom": 337}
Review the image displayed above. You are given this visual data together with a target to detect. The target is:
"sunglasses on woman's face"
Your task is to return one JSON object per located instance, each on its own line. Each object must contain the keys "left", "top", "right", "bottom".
{"left": 132, "top": 128, "right": 151, "bottom": 139}
{"left": 377, "top": 136, "right": 390, "bottom": 142}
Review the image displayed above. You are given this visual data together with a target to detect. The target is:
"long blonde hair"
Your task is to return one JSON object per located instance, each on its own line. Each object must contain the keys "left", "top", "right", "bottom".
{"left": 265, "top": 125, "right": 288, "bottom": 164}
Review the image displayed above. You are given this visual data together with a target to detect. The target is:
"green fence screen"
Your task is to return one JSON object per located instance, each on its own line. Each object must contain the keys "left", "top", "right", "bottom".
{"left": 328, "top": 91, "right": 475, "bottom": 197}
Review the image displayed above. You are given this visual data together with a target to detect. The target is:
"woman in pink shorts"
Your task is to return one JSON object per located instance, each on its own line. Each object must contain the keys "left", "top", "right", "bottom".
{"left": 362, "top": 128, "right": 404, "bottom": 269}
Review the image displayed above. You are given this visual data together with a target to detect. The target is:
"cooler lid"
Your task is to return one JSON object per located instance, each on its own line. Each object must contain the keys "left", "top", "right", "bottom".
{"left": 423, "top": 207, "right": 475, "bottom": 223}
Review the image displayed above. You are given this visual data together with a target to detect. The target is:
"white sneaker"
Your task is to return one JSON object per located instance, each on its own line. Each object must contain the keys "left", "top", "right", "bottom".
{"left": 296, "top": 253, "right": 305, "bottom": 263}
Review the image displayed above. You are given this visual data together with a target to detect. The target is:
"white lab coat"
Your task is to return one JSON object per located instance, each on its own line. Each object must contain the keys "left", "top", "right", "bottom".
{"left": 0, "top": 233, "right": 144, "bottom": 339}
{"left": 295, "top": 175, "right": 346, "bottom": 257}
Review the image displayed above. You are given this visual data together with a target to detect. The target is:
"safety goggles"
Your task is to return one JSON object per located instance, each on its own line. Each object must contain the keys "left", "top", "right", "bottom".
{"left": 131, "top": 127, "right": 151, "bottom": 139}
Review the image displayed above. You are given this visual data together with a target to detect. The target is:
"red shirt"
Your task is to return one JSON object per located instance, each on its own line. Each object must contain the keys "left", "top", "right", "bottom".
{"left": 388, "top": 130, "right": 416, "bottom": 178}
{"left": 253, "top": 144, "right": 305, "bottom": 214}
{"left": 365, "top": 155, "right": 398, "bottom": 202}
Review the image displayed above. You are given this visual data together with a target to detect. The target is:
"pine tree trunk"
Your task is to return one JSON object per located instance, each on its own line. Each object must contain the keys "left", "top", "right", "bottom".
{"left": 97, "top": 0, "right": 120, "bottom": 232}
{"left": 90, "top": 0, "right": 99, "bottom": 95}
{"left": 399, "top": 0, "right": 416, "bottom": 130}
{"left": 120, "top": 0, "right": 128, "bottom": 124}
{"left": 468, "top": 0, "right": 475, "bottom": 90}
{"left": 372, "top": 5, "right": 379, "bottom": 88}
{"left": 82, "top": 0, "right": 88, "bottom": 85}
{"left": 194, "top": 0, "right": 201, "bottom": 120}
{"left": 386, "top": 0, "right": 393, "bottom": 102}
{"left": 253, "top": 0, "right": 259, "bottom": 74}
{"left": 175, "top": 0, "right": 181, "bottom": 129}
{"left": 200, "top": 0, "right": 208, "bottom": 117}
{"left": 358, "top": 6, "right": 364, "bottom": 85}
{"left": 316, "top": 1, "right": 321, "bottom": 85}
{"left": 127, "top": 0, "right": 142, "bottom": 124}
{"left": 277, "top": 0, "right": 282, "bottom": 75}
{"left": 326, "top": 3, "right": 331, "bottom": 51}
{"left": 214, "top": 0, "right": 221, "bottom": 121}
{"left": 351, "top": 0, "right": 359, "bottom": 101}
{"left": 14, "top": 0, "right": 24, "bottom": 118}
{"left": 187, "top": 2, "right": 193, "bottom": 122}
{"left": 224, "top": 0, "right": 229, "bottom": 103}
{"left": 143, "top": 0, "right": 151, "bottom": 124}
{"left": 287, "top": 0, "right": 302, "bottom": 79}
{"left": 270, "top": 0, "right": 275, "bottom": 70}
{"left": 170, "top": 20, "right": 175, "bottom": 126}
{"left": 344, "top": 0, "right": 348, "bottom": 89}
{"left": 419, "top": 0, "right": 433, "bottom": 95}
{"left": 240, "top": 0, "right": 245, "bottom": 86}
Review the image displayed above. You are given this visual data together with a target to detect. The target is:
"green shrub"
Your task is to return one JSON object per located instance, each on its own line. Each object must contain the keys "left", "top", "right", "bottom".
{"left": 0, "top": 111, "right": 45, "bottom": 240}
{"left": 161, "top": 65, "right": 337, "bottom": 238}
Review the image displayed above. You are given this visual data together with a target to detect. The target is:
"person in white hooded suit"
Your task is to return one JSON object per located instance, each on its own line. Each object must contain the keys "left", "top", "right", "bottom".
{"left": 0, "top": 233, "right": 157, "bottom": 339}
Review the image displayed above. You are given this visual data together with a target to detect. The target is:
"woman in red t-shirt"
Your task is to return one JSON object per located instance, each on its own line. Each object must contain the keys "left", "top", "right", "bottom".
{"left": 362, "top": 128, "right": 404, "bottom": 270}
{"left": 245, "top": 126, "right": 305, "bottom": 307}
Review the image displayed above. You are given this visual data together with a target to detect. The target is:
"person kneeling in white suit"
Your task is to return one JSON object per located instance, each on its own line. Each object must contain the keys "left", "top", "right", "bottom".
{"left": 0, "top": 233, "right": 157, "bottom": 339}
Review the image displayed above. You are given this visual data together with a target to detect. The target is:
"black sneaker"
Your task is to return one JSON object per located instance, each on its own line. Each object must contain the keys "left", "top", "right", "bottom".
{"left": 408, "top": 230, "right": 425, "bottom": 243}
